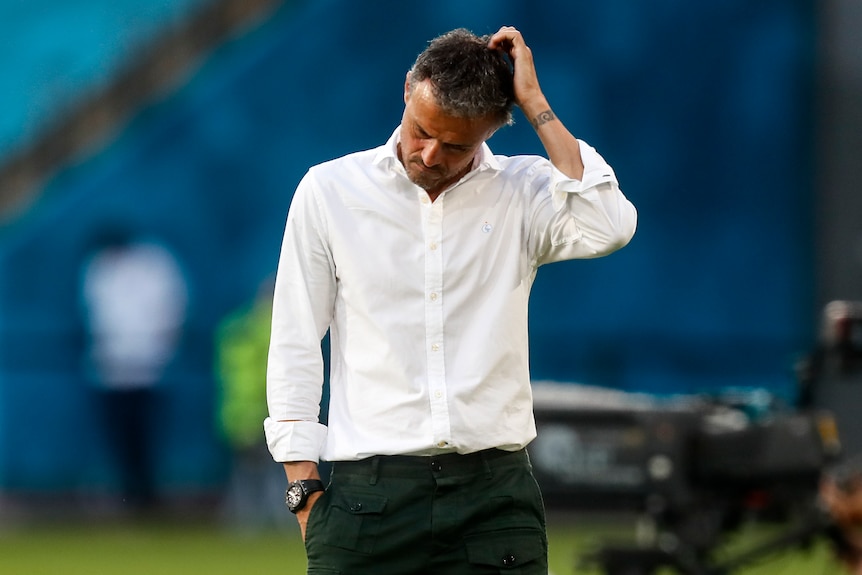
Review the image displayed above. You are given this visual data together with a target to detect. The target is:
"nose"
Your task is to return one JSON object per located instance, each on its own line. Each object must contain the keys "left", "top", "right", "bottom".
{"left": 420, "top": 140, "right": 442, "bottom": 167}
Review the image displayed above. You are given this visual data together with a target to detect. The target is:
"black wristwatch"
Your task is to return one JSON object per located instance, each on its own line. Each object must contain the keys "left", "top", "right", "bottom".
{"left": 285, "top": 479, "right": 326, "bottom": 513}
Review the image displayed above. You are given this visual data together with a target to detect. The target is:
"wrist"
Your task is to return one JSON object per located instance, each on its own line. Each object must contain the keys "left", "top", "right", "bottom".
{"left": 283, "top": 460, "right": 320, "bottom": 483}
{"left": 286, "top": 478, "right": 326, "bottom": 513}
{"left": 518, "top": 94, "right": 551, "bottom": 122}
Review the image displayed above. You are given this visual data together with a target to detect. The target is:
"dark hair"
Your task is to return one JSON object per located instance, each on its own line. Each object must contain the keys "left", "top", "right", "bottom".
{"left": 407, "top": 28, "right": 515, "bottom": 126}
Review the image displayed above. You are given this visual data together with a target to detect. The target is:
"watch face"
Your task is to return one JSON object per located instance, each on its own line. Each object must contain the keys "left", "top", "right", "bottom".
{"left": 286, "top": 484, "right": 303, "bottom": 510}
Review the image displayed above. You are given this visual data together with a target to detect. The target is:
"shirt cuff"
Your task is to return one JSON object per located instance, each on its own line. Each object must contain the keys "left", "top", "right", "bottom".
{"left": 551, "top": 140, "right": 619, "bottom": 210}
{"left": 264, "top": 417, "right": 328, "bottom": 463}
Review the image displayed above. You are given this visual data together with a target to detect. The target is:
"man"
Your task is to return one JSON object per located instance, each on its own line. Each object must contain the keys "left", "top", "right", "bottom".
{"left": 265, "top": 26, "right": 637, "bottom": 573}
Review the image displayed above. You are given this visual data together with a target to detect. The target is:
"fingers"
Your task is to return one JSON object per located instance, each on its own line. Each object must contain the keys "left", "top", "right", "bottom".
{"left": 487, "top": 25, "right": 523, "bottom": 52}
{"left": 298, "top": 490, "right": 324, "bottom": 541}
{"left": 297, "top": 506, "right": 313, "bottom": 541}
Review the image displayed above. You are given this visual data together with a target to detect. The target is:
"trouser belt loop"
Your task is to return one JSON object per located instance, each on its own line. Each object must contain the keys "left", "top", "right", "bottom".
{"left": 369, "top": 457, "right": 380, "bottom": 485}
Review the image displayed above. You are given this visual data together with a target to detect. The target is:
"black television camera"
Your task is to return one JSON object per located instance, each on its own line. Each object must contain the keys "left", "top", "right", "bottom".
{"left": 530, "top": 385, "right": 842, "bottom": 574}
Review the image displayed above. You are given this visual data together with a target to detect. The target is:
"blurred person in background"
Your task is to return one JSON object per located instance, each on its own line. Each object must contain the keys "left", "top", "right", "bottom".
{"left": 215, "top": 276, "right": 290, "bottom": 531}
{"left": 80, "top": 230, "right": 187, "bottom": 512}
{"left": 265, "top": 26, "right": 636, "bottom": 573}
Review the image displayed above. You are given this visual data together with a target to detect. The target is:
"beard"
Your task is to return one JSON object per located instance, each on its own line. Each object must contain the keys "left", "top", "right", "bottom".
{"left": 403, "top": 155, "right": 475, "bottom": 194}
{"left": 404, "top": 158, "right": 448, "bottom": 191}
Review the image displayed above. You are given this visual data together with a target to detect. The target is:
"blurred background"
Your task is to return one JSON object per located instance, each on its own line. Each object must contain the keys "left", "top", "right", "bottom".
{"left": 0, "top": 0, "right": 860, "bottom": 571}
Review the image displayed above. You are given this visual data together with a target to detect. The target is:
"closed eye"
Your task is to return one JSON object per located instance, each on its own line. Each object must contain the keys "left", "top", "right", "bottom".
{"left": 414, "top": 123, "right": 471, "bottom": 153}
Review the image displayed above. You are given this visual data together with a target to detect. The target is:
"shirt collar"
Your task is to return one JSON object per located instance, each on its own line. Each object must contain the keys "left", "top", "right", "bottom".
{"left": 373, "top": 126, "right": 503, "bottom": 174}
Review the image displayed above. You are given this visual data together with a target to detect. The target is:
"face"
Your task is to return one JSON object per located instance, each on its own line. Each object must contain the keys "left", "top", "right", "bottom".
{"left": 399, "top": 79, "right": 499, "bottom": 196}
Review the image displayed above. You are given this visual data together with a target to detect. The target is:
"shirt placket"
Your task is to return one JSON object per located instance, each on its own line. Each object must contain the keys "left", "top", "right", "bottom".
{"left": 421, "top": 193, "right": 451, "bottom": 449}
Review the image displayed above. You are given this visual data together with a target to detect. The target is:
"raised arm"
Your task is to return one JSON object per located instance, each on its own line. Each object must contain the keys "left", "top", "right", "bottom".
{"left": 488, "top": 26, "right": 584, "bottom": 180}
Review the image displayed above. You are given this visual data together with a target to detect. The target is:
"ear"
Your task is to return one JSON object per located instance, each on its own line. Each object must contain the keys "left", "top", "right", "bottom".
{"left": 403, "top": 71, "right": 411, "bottom": 105}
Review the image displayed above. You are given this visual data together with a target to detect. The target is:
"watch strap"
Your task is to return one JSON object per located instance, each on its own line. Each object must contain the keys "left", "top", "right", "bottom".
{"left": 298, "top": 478, "right": 326, "bottom": 494}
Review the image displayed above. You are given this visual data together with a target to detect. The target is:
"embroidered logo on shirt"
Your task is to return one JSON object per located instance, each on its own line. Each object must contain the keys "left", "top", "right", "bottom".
{"left": 482, "top": 222, "right": 493, "bottom": 234}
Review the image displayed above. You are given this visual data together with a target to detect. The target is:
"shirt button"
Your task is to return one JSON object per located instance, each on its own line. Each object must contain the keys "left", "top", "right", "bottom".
{"left": 429, "top": 292, "right": 438, "bottom": 301}
{"left": 434, "top": 390, "right": 442, "bottom": 399}
{"left": 502, "top": 554, "right": 517, "bottom": 567}
{"left": 437, "top": 441, "right": 448, "bottom": 448}
{"left": 431, "top": 343, "right": 440, "bottom": 352}
{"left": 429, "top": 242, "right": 438, "bottom": 251}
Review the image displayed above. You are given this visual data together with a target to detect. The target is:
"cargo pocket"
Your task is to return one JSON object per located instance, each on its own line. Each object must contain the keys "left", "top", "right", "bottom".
{"left": 320, "top": 488, "right": 388, "bottom": 555}
{"left": 464, "top": 527, "right": 547, "bottom": 573}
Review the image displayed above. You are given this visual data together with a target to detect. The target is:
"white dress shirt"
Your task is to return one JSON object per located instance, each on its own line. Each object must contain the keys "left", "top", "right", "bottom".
{"left": 265, "top": 127, "right": 636, "bottom": 463}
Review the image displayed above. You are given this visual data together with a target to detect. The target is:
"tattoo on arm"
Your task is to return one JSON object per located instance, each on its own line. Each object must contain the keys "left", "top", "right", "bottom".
{"left": 531, "top": 109, "right": 556, "bottom": 130}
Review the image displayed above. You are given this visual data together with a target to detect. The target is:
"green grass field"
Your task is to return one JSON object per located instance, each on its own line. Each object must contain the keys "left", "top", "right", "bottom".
{"left": 0, "top": 515, "right": 844, "bottom": 574}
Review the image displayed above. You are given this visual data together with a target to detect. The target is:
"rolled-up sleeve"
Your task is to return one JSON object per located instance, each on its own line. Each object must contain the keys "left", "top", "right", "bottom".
{"left": 264, "top": 418, "right": 328, "bottom": 463}
{"left": 264, "top": 171, "right": 335, "bottom": 463}
{"left": 540, "top": 139, "right": 637, "bottom": 263}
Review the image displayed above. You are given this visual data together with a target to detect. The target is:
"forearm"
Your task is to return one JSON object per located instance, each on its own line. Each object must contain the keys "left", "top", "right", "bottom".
{"left": 520, "top": 95, "right": 585, "bottom": 181}
{"left": 486, "top": 27, "right": 585, "bottom": 181}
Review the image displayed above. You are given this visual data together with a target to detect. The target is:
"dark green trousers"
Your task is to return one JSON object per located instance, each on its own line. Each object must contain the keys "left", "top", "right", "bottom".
{"left": 304, "top": 448, "right": 548, "bottom": 574}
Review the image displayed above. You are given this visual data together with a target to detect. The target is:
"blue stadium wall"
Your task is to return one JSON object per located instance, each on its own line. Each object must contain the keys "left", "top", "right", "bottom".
{"left": 0, "top": 0, "right": 816, "bottom": 493}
